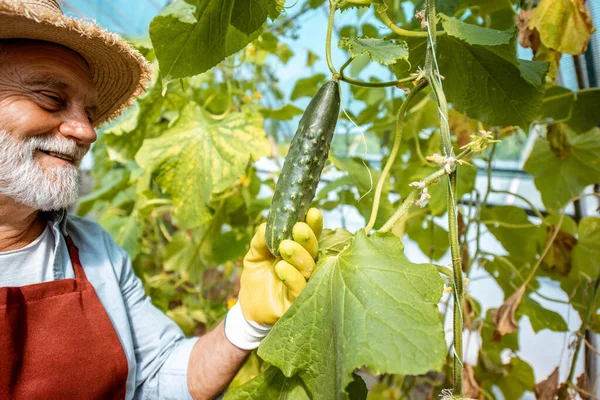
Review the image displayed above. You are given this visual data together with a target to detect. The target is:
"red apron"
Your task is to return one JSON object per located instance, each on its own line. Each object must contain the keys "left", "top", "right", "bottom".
{"left": 0, "top": 235, "right": 129, "bottom": 399}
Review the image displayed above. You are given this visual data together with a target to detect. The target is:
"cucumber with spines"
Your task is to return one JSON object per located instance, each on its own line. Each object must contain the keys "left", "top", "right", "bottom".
{"left": 266, "top": 79, "right": 341, "bottom": 256}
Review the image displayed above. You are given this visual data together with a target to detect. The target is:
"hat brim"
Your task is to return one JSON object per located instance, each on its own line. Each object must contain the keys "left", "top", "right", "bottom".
{"left": 0, "top": 2, "right": 151, "bottom": 127}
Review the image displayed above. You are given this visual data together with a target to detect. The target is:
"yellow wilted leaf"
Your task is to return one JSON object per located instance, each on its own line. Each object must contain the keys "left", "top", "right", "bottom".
{"left": 529, "top": 0, "right": 596, "bottom": 55}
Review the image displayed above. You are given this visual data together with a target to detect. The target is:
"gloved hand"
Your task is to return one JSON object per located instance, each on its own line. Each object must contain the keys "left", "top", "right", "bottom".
{"left": 224, "top": 208, "right": 322, "bottom": 350}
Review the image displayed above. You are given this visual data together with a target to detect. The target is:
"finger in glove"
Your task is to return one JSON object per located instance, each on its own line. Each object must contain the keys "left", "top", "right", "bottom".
{"left": 305, "top": 208, "right": 323, "bottom": 239}
{"left": 274, "top": 260, "right": 307, "bottom": 300}
{"left": 292, "top": 222, "right": 318, "bottom": 259}
{"left": 279, "top": 240, "right": 316, "bottom": 280}
{"left": 246, "top": 223, "right": 272, "bottom": 262}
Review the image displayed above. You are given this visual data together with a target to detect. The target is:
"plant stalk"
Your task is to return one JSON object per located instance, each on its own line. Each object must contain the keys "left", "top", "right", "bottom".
{"left": 341, "top": 73, "right": 418, "bottom": 88}
{"left": 378, "top": 148, "right": 470, "bottom": 233}
{"left": 424, "top": 0, "right": 464, "bottom": 394}
{"left": 326, "top": 0, "right": 338, "bottom": 75}
{"left": 377, "top": 4, "right": 431, "bottom": 38}
{"left": 558, "top": 274, "right": 600, "bottom": 400}
{"left": 365, "top": 79, "right": 428, "bottom": 232}
{"left": 339, "top": 56, "right": 419, "bottom": 88}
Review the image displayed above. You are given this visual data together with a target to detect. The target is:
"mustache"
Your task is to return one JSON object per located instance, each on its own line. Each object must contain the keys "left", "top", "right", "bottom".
{"left": 27, "top": 135, "right": 88, "bottom": 164}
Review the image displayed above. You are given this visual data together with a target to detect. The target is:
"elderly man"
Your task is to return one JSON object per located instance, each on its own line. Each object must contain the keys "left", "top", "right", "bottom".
{"left": 0, "top": 1, "right": 320, "bottom": 399}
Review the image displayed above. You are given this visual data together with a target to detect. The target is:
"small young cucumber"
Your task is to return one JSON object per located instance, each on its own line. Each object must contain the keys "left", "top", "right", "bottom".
{"left": 266, "top": 79, "right": 341, "bottom": 256}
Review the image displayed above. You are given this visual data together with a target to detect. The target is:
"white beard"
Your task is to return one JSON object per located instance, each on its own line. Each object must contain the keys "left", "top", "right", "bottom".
{"left": 0, "top": 129, "right": 87, "bottom": 211}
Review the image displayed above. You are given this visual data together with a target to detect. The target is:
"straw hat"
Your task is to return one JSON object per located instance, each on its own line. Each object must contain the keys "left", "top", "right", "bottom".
{"left": 0, "top": 0, "right": 152, "bottom": 127}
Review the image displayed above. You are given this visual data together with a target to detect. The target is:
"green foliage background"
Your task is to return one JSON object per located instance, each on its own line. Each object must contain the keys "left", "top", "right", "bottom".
{"left": 80, "top": 0, "right": 600, "bottom": 398}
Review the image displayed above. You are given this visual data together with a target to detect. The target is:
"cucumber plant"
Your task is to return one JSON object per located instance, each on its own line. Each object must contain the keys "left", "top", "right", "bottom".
{"left": 81, "top": 0, "right": 600, "bottom": 399}
{"left": 266, "top": 79, "right": 341, "bottom": 256}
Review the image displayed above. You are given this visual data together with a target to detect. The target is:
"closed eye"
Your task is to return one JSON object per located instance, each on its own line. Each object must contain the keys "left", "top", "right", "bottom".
{"left": 35, "top": 91, "right": 66, "bottom": 111}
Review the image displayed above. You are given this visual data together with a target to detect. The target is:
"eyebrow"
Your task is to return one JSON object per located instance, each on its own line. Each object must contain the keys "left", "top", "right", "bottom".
{"left": 23, "top": 75, "right": 99, "bottom": 114}
{"left": 22, "top": 76, "right": 69, "bottom": 91}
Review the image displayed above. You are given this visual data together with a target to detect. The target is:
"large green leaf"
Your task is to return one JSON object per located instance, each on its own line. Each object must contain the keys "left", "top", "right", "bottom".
{"left": 103, "top": 82, "right": 167, "bottom": 163}
{"left": 484, "top": 255, "right": 538, "bottom": 296}
{"left": 406, "top": 217, "right": 449, "bottom": 261}
{"left": 77, "top": 169, "right": 131, "bottom": 216}
{"left": 116, "top": 210, "right": 144, "bottom": 260}
{"left": 391, "top": 37, "right": 427, "bottom": 77}
{"left": 162, "top": 231, "right": 204, "bottom": 275}
{"left": 459, "top": 0, "right": 515, "bottom": 14}
{"left": 517, "top": 296, "right": 568, "bottom": 333}
{"left": 481, "top": 206, "right": 541, "bottom": 258}
{"left": 291, "top": 74, "right": 328, "bottom": 100}
{"left": 136, "top": 104, "right": 270, "bottom": 228}
{"left": 573, "top": 217, "right": 600, "bottom": 281}
{"left": 392, "top": 15, "right": 547, "bottom": 127}
{"left": 260, "top": 104, "right": 303, "bottom": 120}
{"left": 440, "top": 14, "right": 515, "bottom": 47}
{"left": 230, "top": 0, "right": 270, "bottom": 35}
{"left": 257, "top": 231, "right": 446, "bottom": 400}
{"left": 436, "top": 15, "right": 548, "bottom": 127}
{"left": 494, "top": 357, "right": 535, "bottom": 400}
{"left": 225, "top": 366, "right": 310, "bottom": 400}
{"left": 402, "top": 92, "right": 439, "bottom": 140}
{"left": 319, "top": 228, "right": 355, "bottom": 256}
{"left": 427, "top": 163, "right": 477, "bottom": 215}
{"left": 329, "top": 156, "right": 394, "bottom": 229}
{"left": 338, "top": 37, "right": 409, "bottom": 66}
{"left": 541, "top": 87, "right": 600, "bottom": 133}
{"left": 524, "top": 130, "right": 600, "bottom": 211}
{"left": 149, "top": 0, "right": 266, "bottom": 82}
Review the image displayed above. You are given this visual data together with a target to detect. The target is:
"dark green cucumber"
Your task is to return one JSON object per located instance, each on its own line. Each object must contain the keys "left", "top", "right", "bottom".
{"left": 266, "top": 79, "right": 341, "bottom": 256}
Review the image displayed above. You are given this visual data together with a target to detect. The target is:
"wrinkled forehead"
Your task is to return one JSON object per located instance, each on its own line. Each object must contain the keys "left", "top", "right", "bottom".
{"left": 0, "top": 39, "right": 97, "bottom": 97}
{"left": 0, "top": 40, "right": 92, "bottom": 79}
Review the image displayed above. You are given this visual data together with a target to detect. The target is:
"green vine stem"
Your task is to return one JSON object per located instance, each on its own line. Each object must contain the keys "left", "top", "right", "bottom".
{"left": 339, "top": 56, "right": 353, "bottom": 76}
{"left": 423, "top": 0, "right": 464, "bottom": 395}
{"left": 489, "top": 189, "right": 551, "bottom": 225}
{"left": 365, "top": 79, "right": 428, "bottom": 232}
{"left": 339, "top": 56, "right": 419, "bottom": 88}
{"left": 376, "top": 4, "right": 431, "bottom": 38}
{"left": 559, "top": 274, "right": 600, "bottom": 400}
{"left": 378, "top": 148, "right": 471, "bottom": 233}
{"left": 469, "top": 137, "right": 497, "bottom": 274}
{"left": 326, "top": 0, "right": 338, "bottom": 75}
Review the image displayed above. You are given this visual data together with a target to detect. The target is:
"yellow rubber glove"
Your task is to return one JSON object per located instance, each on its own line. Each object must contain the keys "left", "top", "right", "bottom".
{"left": 238, "top": 208, "right": 323, "bottom": 325}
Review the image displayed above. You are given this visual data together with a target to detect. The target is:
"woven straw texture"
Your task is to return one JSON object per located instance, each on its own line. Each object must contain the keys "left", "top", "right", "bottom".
{"left": 0, "top": 0, "right": 151, "bottom": 127}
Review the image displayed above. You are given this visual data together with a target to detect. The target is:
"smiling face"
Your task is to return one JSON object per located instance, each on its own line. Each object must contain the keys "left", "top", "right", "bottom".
{"left": 0, "top": 40, "right": 98, "bottom": 211}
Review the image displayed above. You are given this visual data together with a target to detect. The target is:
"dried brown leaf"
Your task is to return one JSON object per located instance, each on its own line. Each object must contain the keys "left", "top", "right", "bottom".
{"left": 535, "top": 367, "right": 559, "bottom": 400}
{"left": 493, "top": 285, "right": 526, "bottom": 336}
{"left": 517, "top": 10, "right": 541, "bottom": 53}
{"left": 575, "top": 372, "right": 591, "bottom": 398}
{"left": 463, "top": 365, "right": 482, "bottom": 399}
{"left": 542, "top": 225, "right": 578, "bottom": 276}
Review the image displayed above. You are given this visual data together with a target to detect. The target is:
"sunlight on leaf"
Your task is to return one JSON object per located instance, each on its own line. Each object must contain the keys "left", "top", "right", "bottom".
{"left": 257, "top": 231, "right": 446, "bottom": 400}
{"left": 136, "top": 104, "right": 270, "bottom": 228}
{"left": 529, "top": 0, "right": 596, "bottom": 55}
{"left": 338, "top": 37, "right": 409, "bottom": 66}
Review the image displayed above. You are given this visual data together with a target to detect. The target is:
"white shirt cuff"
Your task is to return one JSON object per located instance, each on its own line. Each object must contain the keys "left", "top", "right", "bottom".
{"left": 224, "top": 302, "right": 271, "bottom": 350}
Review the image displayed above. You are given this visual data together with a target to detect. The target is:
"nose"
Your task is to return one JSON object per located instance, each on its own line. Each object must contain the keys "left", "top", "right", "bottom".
{"left": 57, "top": 106, "right": 97, "bottom": 145}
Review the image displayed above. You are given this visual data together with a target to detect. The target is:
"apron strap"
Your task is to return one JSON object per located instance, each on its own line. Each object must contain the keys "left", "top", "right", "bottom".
{"left": 65, "top": 235, "right": 88, "bottom": 280}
